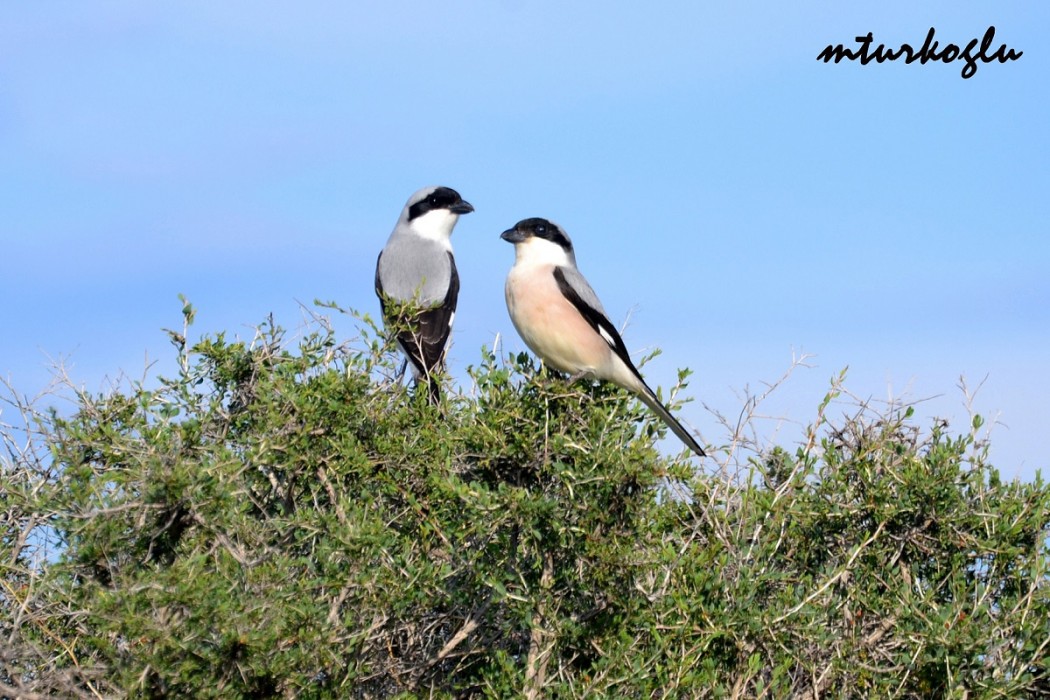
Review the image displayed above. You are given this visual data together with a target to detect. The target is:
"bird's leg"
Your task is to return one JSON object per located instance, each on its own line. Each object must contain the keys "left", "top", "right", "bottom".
{"left": 565, "top": 370, "right": 591, "bottom": 385}
{"left": 536, "top": 362, "right": 592, "bottom": 389}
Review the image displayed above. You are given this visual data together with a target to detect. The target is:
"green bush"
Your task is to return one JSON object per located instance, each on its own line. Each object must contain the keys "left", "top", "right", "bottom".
{"left": 2, "top": 303, "right": 1047, "bottom": 698}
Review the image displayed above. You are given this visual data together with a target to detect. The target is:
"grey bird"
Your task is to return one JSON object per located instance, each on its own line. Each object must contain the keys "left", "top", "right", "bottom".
{"left": 501, "top": 217, "right": 705, "bottom": 457}
{"left": 375, "top": 186, "right": 473, "bottom": 403}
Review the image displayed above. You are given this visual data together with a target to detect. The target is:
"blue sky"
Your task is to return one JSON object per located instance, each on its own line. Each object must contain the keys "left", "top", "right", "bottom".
{"left": 2, "top": 2, "right": 1047, "bottom": 480}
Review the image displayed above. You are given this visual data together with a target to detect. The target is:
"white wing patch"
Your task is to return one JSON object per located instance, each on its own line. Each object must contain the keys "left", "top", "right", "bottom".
{"left": 597, "top": 324, "right": 617, "bottom": 349}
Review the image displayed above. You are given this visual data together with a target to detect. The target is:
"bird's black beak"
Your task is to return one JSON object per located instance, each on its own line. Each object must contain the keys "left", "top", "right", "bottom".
{"left": 500, "top": 227, "right": 526, "bottom": 244}
{"left": 450, "top": 200, "right": 474, "bottom": 215}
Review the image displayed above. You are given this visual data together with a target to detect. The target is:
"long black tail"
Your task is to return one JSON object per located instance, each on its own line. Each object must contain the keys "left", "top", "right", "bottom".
{"left": 636, "top": 384, "right": 706, "bottom": 458}
{"left": 423, "top": 374, "right": 441, "bottom": 405}
{"left": 398, "top": 338, "right": 444, "bottom": 406}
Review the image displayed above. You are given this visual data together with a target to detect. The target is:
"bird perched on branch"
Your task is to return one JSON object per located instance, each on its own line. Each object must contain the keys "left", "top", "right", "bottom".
{"left": 375, "top": 186, "right": 473, "bottom": 403}
{"left": 501, "top": 217, "right": 705, "bottom": 457}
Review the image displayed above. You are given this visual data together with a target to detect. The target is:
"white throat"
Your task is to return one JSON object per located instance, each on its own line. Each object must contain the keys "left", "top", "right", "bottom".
{"left": 406, "top": 209, "right": 459, "bottom": 245}
{"left": 514, "top": 236, "right": 576, "bottom": 268}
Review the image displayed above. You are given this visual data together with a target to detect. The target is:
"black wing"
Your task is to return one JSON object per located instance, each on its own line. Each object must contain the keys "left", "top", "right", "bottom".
{"left": 553, "top": 267, "right": 705, "bottom": 457}
{"left": 374, "top": 250, "right": 384, "bottom": 300}
{"left": 553, "top": 266, "right": 641, "bottom": 378}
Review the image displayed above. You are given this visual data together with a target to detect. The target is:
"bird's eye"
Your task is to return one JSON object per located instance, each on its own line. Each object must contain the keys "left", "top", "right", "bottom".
{"left": 535, "top": 223, "right": 546, "bottom": 235}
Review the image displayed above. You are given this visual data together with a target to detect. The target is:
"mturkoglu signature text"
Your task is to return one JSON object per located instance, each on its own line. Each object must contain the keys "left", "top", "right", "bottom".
{"left": 817, "top": 26, "right": 1021, "bottom": 79}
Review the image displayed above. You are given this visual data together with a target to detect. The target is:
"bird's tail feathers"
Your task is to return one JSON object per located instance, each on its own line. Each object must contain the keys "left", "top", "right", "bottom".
{"left": 423, "top": 373, "right": 442, "bottom": 405}
{"left": 635, "top": 383, "right": 706, "bottom": 458}
{"left": 398, "top": 339, "right": 445, "bottom": 405}
{"left": 408, "top": 359, "right": 443, "bottom": 406}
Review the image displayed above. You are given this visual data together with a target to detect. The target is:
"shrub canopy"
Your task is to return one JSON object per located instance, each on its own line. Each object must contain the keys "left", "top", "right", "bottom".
{"left": 2, "top": 305, "right": 1047, "bottom": 698}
